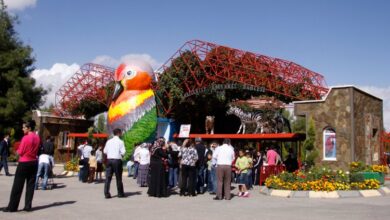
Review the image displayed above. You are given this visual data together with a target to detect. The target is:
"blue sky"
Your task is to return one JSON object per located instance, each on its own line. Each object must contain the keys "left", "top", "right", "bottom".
{"left": 5, "top": 0, "right": 390, "bottom": 127}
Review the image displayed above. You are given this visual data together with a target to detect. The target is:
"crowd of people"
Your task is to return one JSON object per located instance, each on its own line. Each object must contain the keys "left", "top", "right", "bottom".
{"left": 1, "top": 121, "right": 299, "bottom": 212}
{"left": 125, "top": 137, "right": 299, "bottom": 200}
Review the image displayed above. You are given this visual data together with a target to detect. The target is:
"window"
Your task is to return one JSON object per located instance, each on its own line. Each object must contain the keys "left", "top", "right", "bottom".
{"left": 61, "top": 131, "right": 69, "bottom": 149}
{"left": 323, "top": 128, "right": 336, "bottom": 161}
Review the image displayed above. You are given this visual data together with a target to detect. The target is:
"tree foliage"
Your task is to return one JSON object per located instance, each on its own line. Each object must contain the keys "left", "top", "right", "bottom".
{"left": 303, "top": 117, "right": 318, "bottom": 170}
{"left": 68, "top": 81, "right": 114, "bottom": 119}
{"left": 0, "top": 2, "right": 46, "bottom": 137}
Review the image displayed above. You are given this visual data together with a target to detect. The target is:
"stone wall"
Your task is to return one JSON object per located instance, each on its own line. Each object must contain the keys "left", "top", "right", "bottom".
{"left": 353, "top": 89, "right": 383, "bottom": 165}
{"left": 294, "top": 88, "right": 353, "bottom": 169}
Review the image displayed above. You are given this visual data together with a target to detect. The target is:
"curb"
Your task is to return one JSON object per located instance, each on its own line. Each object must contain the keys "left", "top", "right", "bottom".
{"left": 60, "top": 171, "right": 131, "bottom": 177}
{"left": 259, "top": 186, "right": 390, "bottom": 198}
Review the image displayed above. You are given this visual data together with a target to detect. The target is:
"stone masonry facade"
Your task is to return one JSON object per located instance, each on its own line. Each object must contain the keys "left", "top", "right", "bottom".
{"left": 294, "top": 86, "right": 383, "bottom": 170}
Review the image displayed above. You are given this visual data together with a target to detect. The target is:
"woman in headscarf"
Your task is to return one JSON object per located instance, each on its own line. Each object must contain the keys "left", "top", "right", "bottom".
{"left": 147, "top": 138, "right": 169, "bottom": 197}
{"left": 135, "top": 143, "right": 151, "bottom": 187}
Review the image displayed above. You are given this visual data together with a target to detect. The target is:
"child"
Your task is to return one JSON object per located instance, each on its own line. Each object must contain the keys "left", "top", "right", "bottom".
{"left": 127, "top": 159, "right": 134, "bottom": 177}
{"left": 245, "top": 151, "right": 253, "bottom": 189}
{"left": 235, "top": 149, "right": 250, "bottom": 197}
{"left": 95, "top": 145, "right": 103, "bottom": 181}
{"left": 88, "top": 151, "right": 97, "bottom": 183}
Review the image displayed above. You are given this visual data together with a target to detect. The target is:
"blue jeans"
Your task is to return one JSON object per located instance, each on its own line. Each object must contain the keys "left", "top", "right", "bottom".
{"left": 196, "top": 165, "right": 206, "bottom": 193}
{"left": 169, "top": 167, "right": 179, "bottom": 187}
{"left": 0, "top": 156, "right": 9, "bottom": 174}
{"left": 133, "top": 162, "right": 139, "bottom": 179}
{"left": 127, "top": 165, "right": 133, "bottom": 177}
{"left": 246, "top": 169, "right": 253, "bottom": 189}
{"left": 35, "top": 163, "right": 50, "bottom": 189}
{"left": 208, "top": 166, "right": 217, "bottom": 193}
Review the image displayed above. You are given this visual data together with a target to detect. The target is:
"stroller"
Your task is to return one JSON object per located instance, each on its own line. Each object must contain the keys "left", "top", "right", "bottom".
{"left": 36, "top": 162, "right": 55, "bottom": 190}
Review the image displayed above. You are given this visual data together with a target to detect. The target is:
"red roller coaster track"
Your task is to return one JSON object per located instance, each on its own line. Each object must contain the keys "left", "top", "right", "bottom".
{"left": 55, "top": 40, "right": 328, "bottom": 116}
{"left": 153, "top": 39, "right": 329, "bottom": 116}
{"left": 54, "top": 63, "right": 114, "bottom": 115}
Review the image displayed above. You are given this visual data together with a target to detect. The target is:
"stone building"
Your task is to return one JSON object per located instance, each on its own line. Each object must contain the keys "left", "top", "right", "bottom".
{"left": 293, "top": 86, "right": 383, "bottom": 169}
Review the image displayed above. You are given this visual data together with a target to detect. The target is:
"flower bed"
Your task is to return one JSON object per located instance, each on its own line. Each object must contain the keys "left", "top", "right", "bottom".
{"left": 64, "top": 157, "right": 80, "bottom": 172}
{"left": 265, "top": 163, "right": 388, "bottom": 191}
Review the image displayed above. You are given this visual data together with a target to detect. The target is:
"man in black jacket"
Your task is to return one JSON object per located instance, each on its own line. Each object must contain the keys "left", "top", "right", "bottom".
{"left": 195, "top": 137, "right": 206, "bottom": 194}
{"left": 0, "top": 133, "right": 11, "bottom": 176}
{"left": 42, "top": 136, "right": 55, "bottom": 156}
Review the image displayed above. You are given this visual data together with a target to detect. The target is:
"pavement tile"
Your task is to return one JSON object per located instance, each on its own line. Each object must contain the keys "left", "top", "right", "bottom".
{"left": 337, "top": 190, "right": 361, "bottom": 198}
{"left": 291, "top": 191, "right": 308, "bottom": 198}
{"left": 378, "top": 186, "right": 390, "bottom": 195}
{"left": 309, "top": 191, "right": 324, "bottom": 198}
{"left": 270, "top": 189, "right": 291, "bottom": 198}
{"left": 322, "top": 191, "right": 339, "bottom": 199}
{"left": 359, "top": 190, "right": 381, "bottom": 197}
{"left": 259, "top": 186, "right": 270, "bottom": 195}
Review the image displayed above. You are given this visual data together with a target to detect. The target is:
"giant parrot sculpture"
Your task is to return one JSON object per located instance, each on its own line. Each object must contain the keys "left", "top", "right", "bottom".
{"left": 107, "top": 61, "right": 157, "bottom": 157}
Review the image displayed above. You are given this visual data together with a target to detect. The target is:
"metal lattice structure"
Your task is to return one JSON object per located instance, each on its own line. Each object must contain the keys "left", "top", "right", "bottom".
{"left": 54, "top": 63, "right": 114, "bottom": 115}
{"left": 381, "top": 132, "right": 390, "bottom": 165}
{"left": 154, "top": 39, "right": 329, "bottom": 116}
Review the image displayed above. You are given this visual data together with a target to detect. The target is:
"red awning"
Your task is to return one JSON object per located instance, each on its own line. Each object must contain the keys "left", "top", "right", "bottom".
{"left": 172, "top": 133, "right": 305, "bottom": 140}
{"left": 68, "top": 133, "right": 109, "bottom": 138}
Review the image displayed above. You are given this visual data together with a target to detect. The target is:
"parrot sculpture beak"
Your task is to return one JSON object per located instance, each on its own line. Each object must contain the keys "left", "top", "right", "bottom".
{"left": 112, "top": 82, "right": 123, "bottom": 101}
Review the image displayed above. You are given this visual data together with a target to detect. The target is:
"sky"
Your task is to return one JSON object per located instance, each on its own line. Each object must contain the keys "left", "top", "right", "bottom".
{"left": 4, "top": 0, "right": 390, "bottom": 129}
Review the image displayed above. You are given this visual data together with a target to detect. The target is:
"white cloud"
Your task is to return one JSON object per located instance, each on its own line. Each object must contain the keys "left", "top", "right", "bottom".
{"left": 31, "top": 53, "right": 160, "bottom": 108}
{"left": 32, "top": 63, "right": 80, "bottom": 107}
{"left": 357, "top": 86, "right": 390, "bottom": 131}
{"left": 3, "top": 0, "right": 37, "bottom": 11}
{"left": 92, "top": 53, "right": 162, "bottom": 70}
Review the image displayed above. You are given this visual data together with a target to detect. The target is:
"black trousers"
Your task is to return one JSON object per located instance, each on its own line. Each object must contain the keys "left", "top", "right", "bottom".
{"left": 7, "top": 161, "right": 38, "bottom": 211}
{"left": 81, "top": 158, "right": 90, "bottom": 183}
{"left": 104, "top": 159, "right": 124, "bottom": 196}
{"left": 0, "top": 156, "right": 9, "bottom": 174}
{"left": 180, "top": 165, "right": 196, "bottom": 195}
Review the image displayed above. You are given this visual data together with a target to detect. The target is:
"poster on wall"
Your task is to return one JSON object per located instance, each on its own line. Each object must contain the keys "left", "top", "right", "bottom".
{"left": 323, "top": 129, "right": 336, "bottom": 160}
{"left": 179, "top": 124, "right": 191, "bottom": 138}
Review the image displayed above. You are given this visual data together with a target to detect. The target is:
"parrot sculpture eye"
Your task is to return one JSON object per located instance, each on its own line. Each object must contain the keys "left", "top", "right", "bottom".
{"left": 126, "top": 69, "right": 136, "bottom": 78}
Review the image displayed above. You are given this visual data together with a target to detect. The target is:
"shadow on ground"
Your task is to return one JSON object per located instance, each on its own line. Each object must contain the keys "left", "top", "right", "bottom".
{"left": 32, "top": 201, "right": 76, "bottom": 211}
{"left": 0, "top": 201, "right": 76, "bottom": 212}
{"left": 112, "top": 191, "right": 142, "bottom": 198}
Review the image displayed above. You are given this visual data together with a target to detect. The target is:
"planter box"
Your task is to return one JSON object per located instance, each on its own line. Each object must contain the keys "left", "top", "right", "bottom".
{"left": 359, "top": 172, "right": 384, "bottom": 185}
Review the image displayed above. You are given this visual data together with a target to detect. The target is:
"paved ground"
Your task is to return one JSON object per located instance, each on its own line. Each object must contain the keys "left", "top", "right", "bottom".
{"left": 1, "top": 165, "right": 390, "bottom": 220}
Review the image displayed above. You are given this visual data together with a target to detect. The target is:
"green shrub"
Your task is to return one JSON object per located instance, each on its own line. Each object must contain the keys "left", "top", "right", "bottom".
{"left": 350, "top": 172, "right": 364, "bottom": 183}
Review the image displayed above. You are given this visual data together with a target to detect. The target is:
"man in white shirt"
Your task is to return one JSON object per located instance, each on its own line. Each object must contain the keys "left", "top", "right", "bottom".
{"left": 132, "top": 144, "right": 142, "bottom": 179}
{"left": 35, "top": 153, "right": 54, "bottom": 190}
{"left": 103, "top": 128, "right": 126, "bottom": 199}
{"left": 212, "top": 138, "right": 235, "bottom": 200}
{"left": 78, "top": 140, "right": 93, "bottom": 183}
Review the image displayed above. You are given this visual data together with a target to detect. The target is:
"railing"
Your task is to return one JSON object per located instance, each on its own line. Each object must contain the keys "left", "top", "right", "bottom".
{"left": 259, "top": 164, "right": 286, "bottom": 185}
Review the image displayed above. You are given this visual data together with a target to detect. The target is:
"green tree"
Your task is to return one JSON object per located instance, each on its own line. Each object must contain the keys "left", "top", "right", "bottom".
{"left": 303, "top": 117, "right": 319, "bottom": 170}
{"left": 292, "top": 116, "right": 306, "bottom": 133}
{"left": 96, "top": 114, "right": 106, "bottom": 133}
{"left": 0, "top": 2, "right": 46, "bottom": 136}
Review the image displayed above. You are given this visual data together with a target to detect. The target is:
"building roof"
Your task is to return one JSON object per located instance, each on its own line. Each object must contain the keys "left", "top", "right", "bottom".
{"left": 293, "top": 85, "right": 382, "bottom": 105}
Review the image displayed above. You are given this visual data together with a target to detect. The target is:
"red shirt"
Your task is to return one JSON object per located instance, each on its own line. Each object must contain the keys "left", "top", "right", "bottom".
{"left": 267, "top": 149, "right": 278, "bottom": 166}
{"left": 17, "top": 132, "right": 40, "bottom": 162}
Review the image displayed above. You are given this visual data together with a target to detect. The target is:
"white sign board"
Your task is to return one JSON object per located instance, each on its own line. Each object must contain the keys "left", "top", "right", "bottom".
{"left": 178, "top": 124, "right": 191, "bottom": 138}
